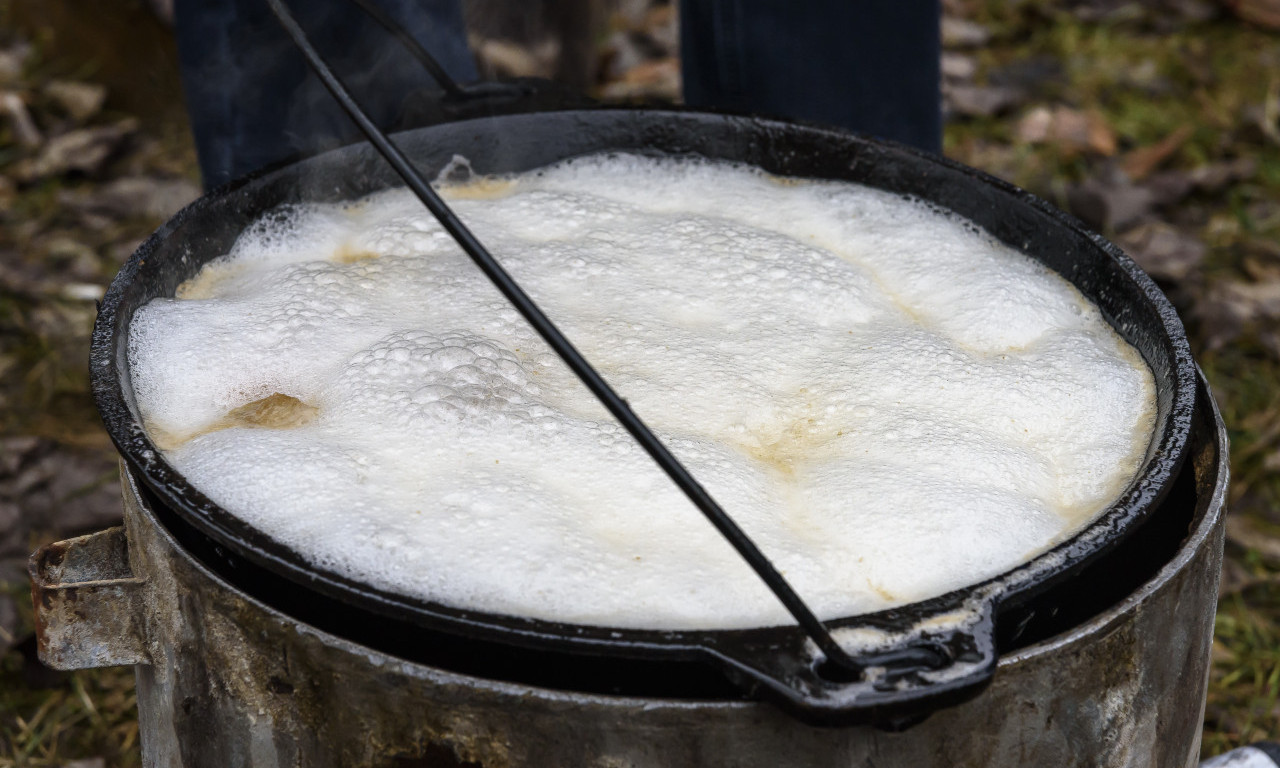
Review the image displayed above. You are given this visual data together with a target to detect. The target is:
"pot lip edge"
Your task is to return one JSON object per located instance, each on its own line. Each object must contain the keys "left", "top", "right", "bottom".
{"left": 1002, "top": 367, "right": 1227, "bottom": 666}
{"left": 94, "top": 108, "right": 1203, "bottom": 700}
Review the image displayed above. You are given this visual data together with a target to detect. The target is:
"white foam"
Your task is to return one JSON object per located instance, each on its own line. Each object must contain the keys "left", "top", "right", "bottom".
{"left": 128, "top": 154, "right": 1157, "bottom": 629}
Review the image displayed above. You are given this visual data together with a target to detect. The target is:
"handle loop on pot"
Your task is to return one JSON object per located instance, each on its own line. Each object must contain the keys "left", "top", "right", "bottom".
{"left": 335, "top": 0, "right": 592, "bottom": 128}
{"left": 703, "top": 594, "right": 999, "bottom": 725}
{"left": 28, "top": 527, "right": 149, "bottom": 670}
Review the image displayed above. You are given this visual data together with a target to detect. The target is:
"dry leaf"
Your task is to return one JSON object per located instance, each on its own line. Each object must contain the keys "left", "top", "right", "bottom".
{"left": 0, "top": 42, "right": 32, "bottom": 86}
{"left": 1117, "top": 220, "right": 1206, "bottom": 282}
{"left": 946, "top": 84, "right": 1026, "bottom": 118}
{"left": 1226, "top": 515, "right": 1280, "bottom": 563}
{"left": 1194, "top": 278, "right": 1280, "bottom": 352}
{"left": 1225, "top": 0, "right": 1280, "bottom": 28}
{"left": 1068, "top": 172, "right": 1156, "bottom": 230}
{"left": 941, "top": 16, "right": 991, "bottom": 48}
{"left": 0, "top": 90, "right": 42, "bottom": 148}
{"left": 941, "top": 52, "right": 977, "bottom": 82}
{"left": 471, "top": 36, "right": 559, "bottom": 79}
{"left": 1016, "top": 106, "right": 1054, "bottom": 143}
{"left": 15, "top": 118, "right": 138, "bottom": 181}
{"left": 600, "top": 58, "right": 680, "bottom": 101}
{"left": 1120, "top": 125, "right": 1194, "bottom": 181}
{"left": 62, "top": 176, "right": 202, "bottom": 221}
{"left": 1188, "top": 157, "right": 1258, "bottom": 192}
{"left": 43, "top": 79, "right": 107, "bottom": 123}
{"left": 1015, "top": 105, "right": 1116, "bottom": 156}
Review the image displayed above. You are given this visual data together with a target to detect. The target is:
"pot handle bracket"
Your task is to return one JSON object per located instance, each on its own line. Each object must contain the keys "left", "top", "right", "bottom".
{"left": 703, "top": 595, "right": 999, "bottom": 727}
{"left": 28, "top": 527, "right": 149, "bottom": 670}
{"left": 311, "top": 0, "right": 594, "bottom": 132}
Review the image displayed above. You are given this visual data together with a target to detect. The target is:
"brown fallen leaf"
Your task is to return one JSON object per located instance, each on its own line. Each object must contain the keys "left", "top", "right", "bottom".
{"left": 1224, "top": 0, "right": 1280, "bottom": 28}
{"left": 1067, "top": 171, "right": 1156, "bottom": 231}
{"left": 941, "top": 52, "right": 977, "bottom": 82}
{"left": 1188, "top": 157, "right": 1258, "bottom": 192}
{"left": 601, "top": 30, "right": 649, "bottom": 81}
{"left": 43, "top": 79, "right": 107, "bottom": 123}
{"left": 642, "top": 4, "right": 678, "bottom": 54}
{"left": 945, "top": 84, "right": 1026, "bottom": 118}
{"left": 14, "top": 118, "right": 139, "bottom": 182}
{"left": 600, "top": 58, "right": 680, "bottom": 101}
{"left": 470, "top": 35, "right": 558, "bottom": 80}
{"left": 61, "top": 175, "right": 202, "bottom": 221}
{"left": 941, "top": 16, "right": 991, "bottom": 48}
{"left": 1226, "top": 515, "right": 1280, "bottom": 563}
{"left": 1228, "top": 280, "right": 1280, "bottom": 317}
{"left": 1142, "top": 170, "right": 1196, "bottom": 207}
{"left": 1120, "top": 125, "right": 1194, "bottom": 181}
{"left": 620, "top": 57, "right": 679, "bottom": 86}
{"left": 1015, "top": 105, "right": 1116, "bottom": 156}
{"left": 0, "top": 42, "right": 31, "bottom": 86}
{"left": 1244, "top": 250, "right": 1280, "bottom": 281}
{"left": 1194, "top": 278, "right": 1280, "bottom": 352}
{"left": 1116, "top": 219, "right": 1206, "bottom": 282}
{"left": 1133, "top": 158, "right": 1256, "bottom": 209}
{"left": 0, "top": 90, "right": 42, "bottom": 148}
{"left": 1016, "top": 106, "right": 1054, "bottom": 142}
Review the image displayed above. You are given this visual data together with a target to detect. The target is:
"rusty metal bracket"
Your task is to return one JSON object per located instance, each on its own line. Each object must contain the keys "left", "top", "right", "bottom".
{"left": 28, "top": 526, "right": 148, "bottom": 669}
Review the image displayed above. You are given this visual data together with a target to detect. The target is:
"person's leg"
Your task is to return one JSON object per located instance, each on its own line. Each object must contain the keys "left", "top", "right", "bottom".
{"left": 174, "top": 0, "right": 477, "bottom": 188}
{"left": 679, "top": 0, "right": 941, "bottom": 153}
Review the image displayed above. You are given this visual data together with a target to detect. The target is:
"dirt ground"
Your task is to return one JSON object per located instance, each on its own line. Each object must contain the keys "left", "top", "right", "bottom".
{"left": 1, "top": 0, "right": 1279, "bottom": 764}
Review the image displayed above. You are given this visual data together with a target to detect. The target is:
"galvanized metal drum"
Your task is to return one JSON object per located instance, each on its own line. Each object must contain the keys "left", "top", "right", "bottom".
{"left": 30, "top": 367, "right": 1226, "bottom": 767}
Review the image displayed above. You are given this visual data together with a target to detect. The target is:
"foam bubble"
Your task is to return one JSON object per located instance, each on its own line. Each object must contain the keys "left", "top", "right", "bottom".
{"left": 129, "top": 154, "right": 1157, "bottom": 629}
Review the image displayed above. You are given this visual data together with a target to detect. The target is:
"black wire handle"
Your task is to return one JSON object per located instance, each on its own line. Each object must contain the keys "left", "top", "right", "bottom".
{"left": 343, "top": 0, "right": 466, "bottom": 100}
{"left": 263, "top": 0, "right": 861, "bottom": 675}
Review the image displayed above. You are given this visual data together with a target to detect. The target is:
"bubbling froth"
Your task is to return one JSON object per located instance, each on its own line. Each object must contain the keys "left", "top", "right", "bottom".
{"left": 129, "top": 154, "right": 1157, "bottom": 630}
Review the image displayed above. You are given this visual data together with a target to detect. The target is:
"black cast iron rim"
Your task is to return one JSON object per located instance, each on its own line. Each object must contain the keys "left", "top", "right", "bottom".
{"left": 89, "top": 107, "right": 1198, "bottom": 724}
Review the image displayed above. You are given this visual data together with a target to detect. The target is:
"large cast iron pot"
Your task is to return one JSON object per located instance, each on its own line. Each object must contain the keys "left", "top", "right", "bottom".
{"left": 84, "top": 108, "right": 1198, "bottom": 725}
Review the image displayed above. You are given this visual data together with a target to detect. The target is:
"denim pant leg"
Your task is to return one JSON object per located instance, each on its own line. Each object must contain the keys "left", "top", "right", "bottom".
{"left": 679, "top": 0, "right": 941, "bottom": 153}
{"left": 174, "top": 0, "right": 476, "bottom": 188}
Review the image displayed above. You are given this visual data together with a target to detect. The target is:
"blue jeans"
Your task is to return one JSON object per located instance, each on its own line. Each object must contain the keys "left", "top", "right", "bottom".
{"left": 174, "top": 0, "right": 477, "bottom": 188}
{"left": 680, "top": 0, "right": 941, "bottom": 154}
{"left": 175, "top": 0, "right": 940, "bottom": 188}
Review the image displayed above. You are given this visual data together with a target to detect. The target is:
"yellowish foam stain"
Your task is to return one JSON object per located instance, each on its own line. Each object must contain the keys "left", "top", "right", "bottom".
{"left": 175, "top": 261, "right": 247, "bottom": 300}
{"left": 730, "top": 395, "right": 838, "bottom": 481}
{"left": 226, "top": 392, "right": 319, "bottom": 429}
{"left": 151, "top": 393, "right": 319, "bottom": 451}
{"left": 439, "top": 177, "right": 518, "bottom": 201}
{"left": 333, "top": 243, "right": 380, "bottom": 263}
